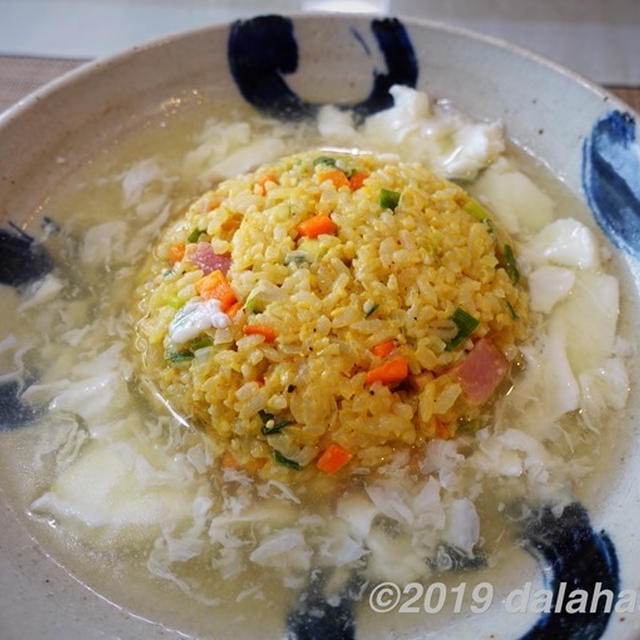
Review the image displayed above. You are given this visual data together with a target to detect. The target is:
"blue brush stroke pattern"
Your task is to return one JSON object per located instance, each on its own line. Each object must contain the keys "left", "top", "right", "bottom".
{"left": 350, "top": 27, "right": 371, "bottom": 57}
{"left": 227, "top": 15, "right": 417, "bottom": 121}
{"left": 0, "top": 224, "right": 52, "bottom": 429}
{"left": 287, "top": 570, "right": 357, "bottom": 640}
{"left": 0, "top": 380, "right": 38, "bottom": 430}
{"left": 519, "top": 503, "right": 619, "bottom": 640}
{"left": 583, "top": 110, "right": 640, "bottom": 259}
{"left": 0, "top": 226, "right": 53, "bottom": 288}
{"left": 285, "top": 502, "right": 618, "bottom": 639}
{"left": 352, "top": 18, "right": 417, "bottom": 121}
{"left": 227, "top": 15, "right": 314, "bottom": 120}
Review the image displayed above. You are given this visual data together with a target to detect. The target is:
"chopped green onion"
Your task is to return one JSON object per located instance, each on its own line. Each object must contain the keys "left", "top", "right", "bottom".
{"left": 190, "top": 336, "right": 213, "bottom": 351}
{"left": 262, "top": 422, "right": 290, "bottom": 436}
{"left": 346, "top": 168, "right": 357, "bottom": 179}
{"left": 243, "top": 296, "right": 263, "bottom": 314}
{"left": 502, "top": 245, "right": 520, "bottom": 284}
{"left": 261, "top": 419, "right": 294, "bottom": 435}
{"left": 165, "top": 350, "right": 194, "bottom": 363}
{"left": 505, "top": 301, "right": 518, "bottom": 320}
{"left": 457, "top": 417, "right": 481, "bottom": 434}
{"left": 187, "top": 228, "right": 203, "bottom": 243}
{"left": 284, "top": 251, "right": 309, "bottom": 266}
{"left": 166, "top": 337, "right": 213, "bottom": 362}
{"left": 259, "top": 410, "right": 293, "bottom": 434}
{"left": 273, "top": 450, "right": 301, "bottom": 470}
{"left": 483, "top": 218, "right": 495, "bottom": 234}
{"left": 463, "top": 198, "right": 490, "bottom": 221}
{"left": 162, "top": 268, "right": 173, "bottom": 278}
{"left": 364, "top": 303, "right": 379, "bottom": 319}
{"left": 313, "top": 156, "right": 336, "bottom": 167}
{"left": 164, "top": 295, "right": 182, "bottom": 309}
{"left": 379, "top": 188, "right": 401, "bottom": 211}
{"left": 445, "top": 308, "right": 480, "bottom": 351}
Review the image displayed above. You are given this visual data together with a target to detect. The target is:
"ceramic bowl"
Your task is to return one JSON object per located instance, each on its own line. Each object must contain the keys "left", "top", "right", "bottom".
{"left": 0, "top": 13, "right": 639, "bottom": 640}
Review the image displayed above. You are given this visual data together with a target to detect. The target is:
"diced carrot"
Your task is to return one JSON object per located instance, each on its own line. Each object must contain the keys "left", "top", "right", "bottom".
{"left": 318, "top": 169, "right": 350, "bottom": 189}
{"left": 168, "top": 243, "right": 185, "bottom": 264}
{"left": 222, "top": 451, "right": 239, "bottom": 469}
{"left": 227, "top": 301, "right": 242, "bottom": 317}
{"left": 370, "top": 340, "right": 395, "bottom": 358}
{"left": 316, "top": 443, "right": 352, "bottom": 473}
{"left": 349, "top": 171, "right": 369, "bottom": 191}
{"left": 242, "top": 324, "right": 276, "bottom": 342}
{"left": 195, "top": 269, "right": 237, "bottom": 311}
{"left": 258, "top": 172, "right": 278, "bottom": 186}
{"left": 257, "top": 173, "right": 278, "bottom": 195}
{"left": 365, "top": 355, "right": 409, "bottom": 386}
{"left": 297, "top": 214, "right": 337, "bottom": 238}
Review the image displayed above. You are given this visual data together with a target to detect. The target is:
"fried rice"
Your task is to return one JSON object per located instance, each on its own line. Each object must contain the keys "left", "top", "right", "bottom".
{"left": 134, "top": 150, "right": 529, "bottom": 485}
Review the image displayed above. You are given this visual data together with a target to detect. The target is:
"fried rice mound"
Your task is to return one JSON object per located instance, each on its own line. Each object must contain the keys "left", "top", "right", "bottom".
{"left": 134, "top": 150, "right": 529, "bottom": 485}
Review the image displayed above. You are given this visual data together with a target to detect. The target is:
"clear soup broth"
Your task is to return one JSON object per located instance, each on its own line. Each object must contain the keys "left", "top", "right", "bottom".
{"left": 0, "top": 87, "right": 633, "bottom": 639}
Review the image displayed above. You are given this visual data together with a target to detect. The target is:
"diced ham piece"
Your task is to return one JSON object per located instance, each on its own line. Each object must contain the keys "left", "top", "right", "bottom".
{"left": 191, "top": 242, "right": 231, "bottom": 275}
{"left": 454, "top": 337, "right": 508, "bottom": 405}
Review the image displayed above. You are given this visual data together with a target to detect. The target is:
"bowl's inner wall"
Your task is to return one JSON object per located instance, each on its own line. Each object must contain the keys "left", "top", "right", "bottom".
{"left": 0, "top": 13, "right": 638, "bottom": 640}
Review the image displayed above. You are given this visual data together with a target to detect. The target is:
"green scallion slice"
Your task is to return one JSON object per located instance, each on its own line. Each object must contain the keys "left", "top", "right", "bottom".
{"left": 243, "top": 296, "right": 263, "bottom": 314}
{"left": 187, "top": 228, "right": 203, "bottom": 243}
{"left": 164, "top": 295, "right": 182, "bottom": 309}
{"left": 284, "top": 251, "right": 309, "bottom": 266}
{"left": 457, "top": 417, "right": 481, "bottom": 434}
{"left": 463, "top": 198, "right": 490, "bottom": 221}
{"left": 261, "top": 419, "right": 294, "bottom": 436}
{"left": 165, "top": 350, "right": 194, "bottom": 363}
{"left": 190, "top": 336, "right": 213, "bottom": 351}
{"left": 502, "top": 244, "right": 520, "bottom": 284}
{"left": 364, "top": 303, "right": 379, "bottom": 319}
{"left": 445, "top": 308, "right": 480, "bottom": 351}
{"left": 259, "top": 410, "right": 293, "bottom": 435}
{"left": 273, "top": 450, "right": 301, "bottom": 470}
{"left": 259, "top": 410, "right": 274, "bottom": 424}
{"left": 379, "top": 188, "right": 400, "bottom": 211}
{"left": 313, "top": 156, "right": 336, "bottom": 167}
{"left": 505, "top": 301, "right": 518, "bottom": 320}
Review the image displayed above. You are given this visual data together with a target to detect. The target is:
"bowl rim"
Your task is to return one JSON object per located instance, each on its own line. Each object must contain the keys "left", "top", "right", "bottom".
{"left": 0, "top": 11, "right": 637, "bottom": 134}
{"left": 0, "top": 11, "right": 638, "bottom": 640}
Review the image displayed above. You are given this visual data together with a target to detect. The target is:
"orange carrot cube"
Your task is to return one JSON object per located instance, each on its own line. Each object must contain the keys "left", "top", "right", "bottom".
{"left": 316, "top": 443, "right": 352, "bottom": 473}
{"left": 195, "top": 269, "right": 236, "bottom": 311}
